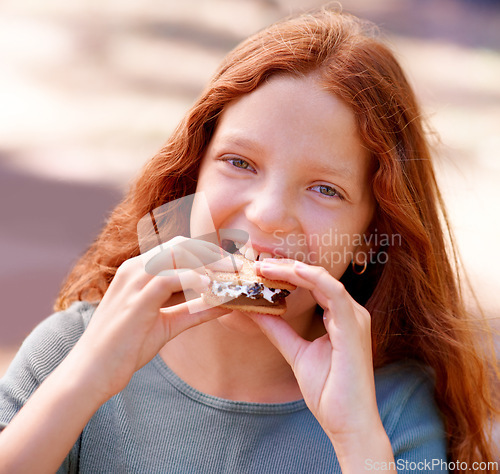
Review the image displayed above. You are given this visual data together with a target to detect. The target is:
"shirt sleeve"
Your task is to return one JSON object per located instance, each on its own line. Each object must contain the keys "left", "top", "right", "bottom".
{"left": 0, "top": 302, "right": 94, "bottom": 472}
{"left": 376, "top": 361, "right": 449, "bottom": 473}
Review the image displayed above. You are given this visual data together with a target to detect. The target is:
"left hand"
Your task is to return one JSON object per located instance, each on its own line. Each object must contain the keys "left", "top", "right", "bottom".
{"left": 249, "top": 259, "right": 384, "bottom": 447}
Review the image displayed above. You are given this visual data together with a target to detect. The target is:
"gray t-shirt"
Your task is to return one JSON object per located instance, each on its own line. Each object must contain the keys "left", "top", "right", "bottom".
{"left": 0, "top": 302, "right": 448, "bottom": 473}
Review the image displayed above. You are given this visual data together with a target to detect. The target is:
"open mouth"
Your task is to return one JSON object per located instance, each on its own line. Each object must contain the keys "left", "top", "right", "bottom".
{"left": 220, "top": 239, "right": 239, "bottom": 254}
{"left": 203, "top": 240, "right": 296, "bottom": 315}
{"left": 220, "top": 239, "right": 280, "bottom": 262}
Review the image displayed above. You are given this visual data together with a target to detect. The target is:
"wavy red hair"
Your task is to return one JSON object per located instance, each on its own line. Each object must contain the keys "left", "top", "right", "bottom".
{"left": 55, "top": 8, "right": 498, "bottom": 469}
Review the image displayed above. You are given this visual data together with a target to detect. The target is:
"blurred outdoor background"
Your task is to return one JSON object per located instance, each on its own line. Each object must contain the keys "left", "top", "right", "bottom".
{"left": 1, "top": 0, "right": 499, "bottom": 385}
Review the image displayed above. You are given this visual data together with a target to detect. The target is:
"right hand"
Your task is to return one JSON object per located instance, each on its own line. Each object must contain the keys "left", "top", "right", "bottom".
{"left": 70, "top": 236, "right": 239, "bottom": 400}
{"left": 0, "top": 236, "right": 240, "bottom": 473}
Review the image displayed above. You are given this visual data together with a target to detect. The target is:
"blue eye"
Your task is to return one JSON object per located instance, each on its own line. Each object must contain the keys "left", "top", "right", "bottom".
{"left": 310, "top": 184, "right": 344, "bottom": 200}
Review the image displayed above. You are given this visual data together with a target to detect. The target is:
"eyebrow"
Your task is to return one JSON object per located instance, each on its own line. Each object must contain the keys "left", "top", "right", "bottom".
{"left": 216, "top": 134, "right": 265, "bottom": 154}
{"left": 216, "top": 133, "right": 355, "bottom": 181}
{"left": 308, "top": 161, "right": 355, "bottom": 181}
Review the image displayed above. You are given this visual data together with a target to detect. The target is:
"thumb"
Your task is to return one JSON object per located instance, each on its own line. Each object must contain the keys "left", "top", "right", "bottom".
{"left": 159, "top": 297, "right": 229, "bottom": 340}
{"left": 246, "top": 313, "right": 305, "bottom": 369}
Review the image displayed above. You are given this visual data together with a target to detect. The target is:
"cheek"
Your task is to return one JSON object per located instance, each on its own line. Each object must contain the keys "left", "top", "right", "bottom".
{"left": 191, "top": 172, "right": 237, "bottom": 237}
{"left": 190, "top": 170, "right": 219, "bottom": 237}
{"left": 305, "top": 233, "right": 350, "bottom": 277}
{"left": 303, "top": 212, "right": 372, "bottom": 277}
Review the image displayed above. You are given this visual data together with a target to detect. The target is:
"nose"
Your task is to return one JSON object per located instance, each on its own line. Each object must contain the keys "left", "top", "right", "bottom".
{"left": 244, "top": 179, "right": 298, "bottom": 234}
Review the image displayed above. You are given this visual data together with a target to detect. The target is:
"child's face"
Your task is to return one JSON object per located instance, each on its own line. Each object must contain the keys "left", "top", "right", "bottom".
{"left": 192, "top": 73, "right": 374, "bottom": 285}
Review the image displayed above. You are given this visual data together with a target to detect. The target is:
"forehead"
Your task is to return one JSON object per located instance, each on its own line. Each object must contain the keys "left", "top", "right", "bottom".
{"left": 209, "top": 74, "right": 367, "bottom": 171}
{"left": 218, "top": 74, "right": 358, "bottom": 133}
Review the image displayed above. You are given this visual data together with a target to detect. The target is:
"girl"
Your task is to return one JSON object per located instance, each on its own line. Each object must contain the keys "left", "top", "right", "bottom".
{"left": 0, "top": 7, "right": 498, "bottom": 473}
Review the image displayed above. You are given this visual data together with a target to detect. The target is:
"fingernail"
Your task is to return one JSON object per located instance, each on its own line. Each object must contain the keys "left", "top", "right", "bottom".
{"left": 262, "top": 257, "right": 280, "bottom": 263}
{"left": 200, "top": 275, "right": 211, "bottom": 286}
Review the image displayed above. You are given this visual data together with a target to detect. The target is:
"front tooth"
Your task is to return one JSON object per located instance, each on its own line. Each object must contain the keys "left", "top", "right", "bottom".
{"left": 259, "top": 252, "right": 272, "bottom": 260}
{"left": 234, "top": 241, "right": 243, "bottom": 249}
{"left": 239, "top": 244, "right": 248, "bottom": 254}
{"left": 245, "top": 247, "right": 259, "bottom": 261}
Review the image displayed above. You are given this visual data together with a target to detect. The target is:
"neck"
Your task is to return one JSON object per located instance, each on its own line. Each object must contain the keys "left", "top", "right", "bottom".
{"left": 160, "top": 307, "right": 321, "bottom": 403}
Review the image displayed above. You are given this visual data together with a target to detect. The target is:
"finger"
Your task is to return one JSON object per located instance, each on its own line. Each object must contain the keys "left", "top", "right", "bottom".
{"left": 258, "top": 258, "right": 297, "bottom": 266}
{"left": 256, "top": 260, "right": 312, "bottom": 287}
{"left": 144, "top": 246, "right": 196, "bottom": 275}
{"left": 186, "top": 229, "right": 250, "bottom": 255}
{"left": 205, "top": 254, "right": 243, "bottom": 272}
{"left": 143, "top": 237, "right": 232, "bottom": 275}
{"left": 145, "top": 244, "right": 210, "bottom": 276}
{"left": 292, "top": 262, "right": 359, "bottom": 329}
{"left": 256, "top": 259, "right": 329, "bottom": 308}
{"left": 246, "top": 312, "right": 306, "bottom": 369}
{"left": 140, "top": 269, "right": 210, "bottom": 309}
{"left": 259, "top": 260, "right": 358, "bottom": 330}
{"left": 160, "top": 295, "right": 223, "bottom": 315}
{"left": 110, "top": 255, "right": 155, "bottom": 295}
{"left": 259, "top": 259, "right": 343, "bottom": 304}
{"left": 174, "top": 238, "right": 229, "bottom": 264}
{"left": 174, "top": 240, "right": 243, "bottom": 272}
{"left": 159, "top": 297, "right": 230, "bottom": 338}
{"left": 174, "top": 234, "right": 221, "bottom": 250}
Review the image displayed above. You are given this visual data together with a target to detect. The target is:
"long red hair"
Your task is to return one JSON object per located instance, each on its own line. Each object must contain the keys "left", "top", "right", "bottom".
{"left": 56, "top": 8, "right": 498, "bottom": 469}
